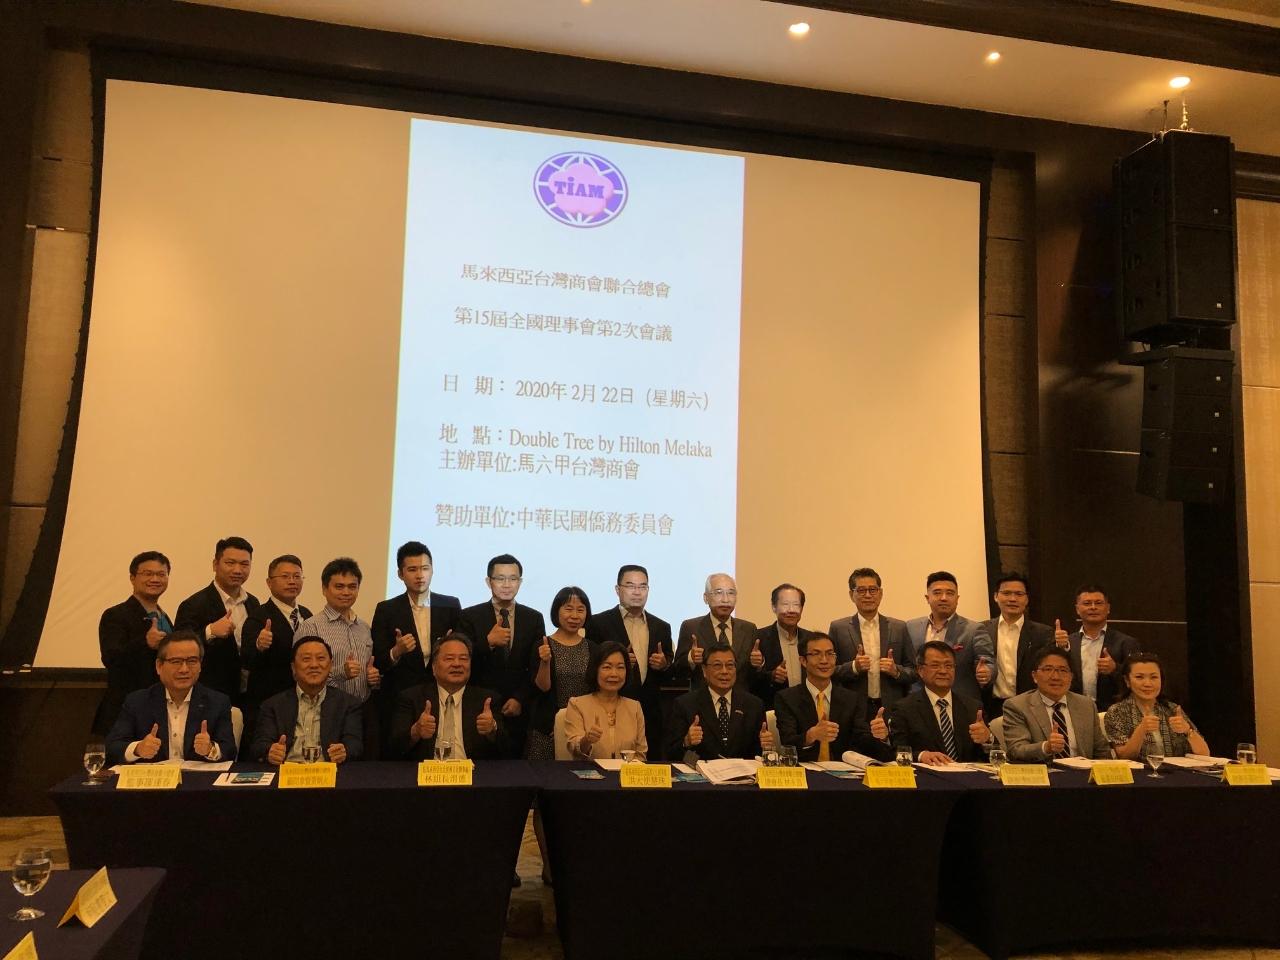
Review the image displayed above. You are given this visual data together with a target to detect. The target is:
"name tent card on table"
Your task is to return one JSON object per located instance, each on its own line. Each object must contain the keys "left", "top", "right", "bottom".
{"left": 999, "top": 764, "right": 1050, "bottom": 787}
{"left": 757, "top": 766, "right": 808, "bottom": 790}
{"left": 278, "top": 762, "right": 337, "bottom": 789}
{"left": 57, "top": 867, "right": 117, "bottom": 929}
{"left": 619, "top": 763, "right": 672, "bottom": 788}
{"left": 1089, "top": 762, "right": 1135, "bottom": 785}
{"left": 2, "top": 932, "right": 36, "bottom": 960}
{"left": 418, "top": 760, "right": 474, "bottom": 786}
{"left": 1223, "top": 764, "right": 1271, "bottom": 786}
{"left": 864, "top": 766, "right": 916, "bottom": 789}
{"left": 116, "top": 766, "right": 181, "bottom": 790}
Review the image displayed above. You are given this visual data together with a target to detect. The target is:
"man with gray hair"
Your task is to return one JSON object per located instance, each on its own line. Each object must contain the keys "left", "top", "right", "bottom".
{"left": 672, "top": 572, "right": 758, "bottom": 689}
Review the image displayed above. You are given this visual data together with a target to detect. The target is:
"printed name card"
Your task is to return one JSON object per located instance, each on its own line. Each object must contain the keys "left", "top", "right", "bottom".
{"left": 1089, "top": 762, "right": 1135, "bottom": 785}
{"left": 418, "top": 760, "right": 474, "bottom": 786}
{"left": 116, "top": 765, "right": 181, "bottom": 790}
{"left": 999, "top": 764, "right": 1050, "bottom": 787}
{"left": 1223, "top": 764, "right": 1271, "bottom": 786}
{"left": 57, "top": 866, "right": 117, "bottom": 929}
{"left": 619, "top": 763, "right": 672, "bottom": 788}
{"left": 2, "top": 932, "right": 36, "bottom": 960}
{"left": 278, "top": 762, "right": 337, "bottom": 789}
{"left": 864, "top": 765, "right": 916, "bottom": 789}
{"left": 757, "top": 766, "right": 808, "bottom": 790}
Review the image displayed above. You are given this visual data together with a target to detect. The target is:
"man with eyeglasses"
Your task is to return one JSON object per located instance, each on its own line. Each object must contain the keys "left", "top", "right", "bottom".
{"left": 463, "top": 553, "right": 546, "bottom": 757}
{"left": 752, "top": 583, "right": 814, "bottom": 709}
{"left": 981, "top": 571, "right": 1055, "bottom": 718}
{"left": 672, "top": 572, "right": 758, "bottom": 689}
{"left": 1001, "top": 647, "right": 1111, "bottom": 762}
{"left": 829, "top": 568, "right": 915, "bottom": 720}
{"left": 240, "top": 555, "right": 313, "bottom": 751}
{"left": 666, "top": 641, "right": 771, "bottom": 762}
{"left": 905, "top": 571, "right": 995, "bottom": 703}
{"left": 106, "top": 630, "right": 237, "bottom": 765}
{"left": 250, "top": 636, "right": 363, "bottom": 764}
{"left": 1062, "top": 584, "right": 1138, "bottom": 710}
{"left": 175, "top": 535, "right": 261, "bottom": 703}
{"left": 888, "top": 640, "right": 992, "bottom": 764}
{"left": 586, "top": 564, "right": 673, "bottom": 752}
{"left": 94, "top": 550, "right": 175, "bottom": 735}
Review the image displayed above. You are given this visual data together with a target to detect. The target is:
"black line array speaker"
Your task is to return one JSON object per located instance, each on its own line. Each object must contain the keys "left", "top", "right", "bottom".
{"left": 1116, "top": 130, "right": 1236, "bottom": 344}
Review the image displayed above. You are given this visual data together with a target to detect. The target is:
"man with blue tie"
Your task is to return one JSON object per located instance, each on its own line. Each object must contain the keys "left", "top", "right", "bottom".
{"left": 94, "top": 550, "right": 175, "bottom": 734}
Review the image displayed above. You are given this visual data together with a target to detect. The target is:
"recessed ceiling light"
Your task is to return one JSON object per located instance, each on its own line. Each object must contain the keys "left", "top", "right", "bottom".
{"left": 985, "top": 51, "right": 1001, "bottom": 63}
{"left": 788, "top": 22, "right": 810, "bottom": 37}
{"left": 1170, "top": 76, "right": 1191, "bottom": 89}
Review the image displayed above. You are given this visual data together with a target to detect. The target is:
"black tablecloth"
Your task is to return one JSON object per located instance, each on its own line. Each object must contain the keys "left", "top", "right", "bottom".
{"left": 0, "top": 868, "right": 164, "bottom": 960}
{"left": 537, "top": 764, "right": 962, "bottom": 960}
{"left": 51, "top": 762, "right": 539, "bottom": 960}
{"left": 935, "top": 766, "right": 1280, "bottom": 958}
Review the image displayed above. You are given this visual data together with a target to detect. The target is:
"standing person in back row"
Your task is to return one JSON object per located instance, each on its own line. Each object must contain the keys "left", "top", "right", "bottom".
{"left": 672, "top": 572, "right": 758, "bottom": 689}
{"left": 175, "top": 536, "right": 261, "bottom": 702}
{"left": 95, "top": 550, "right": 175, "bottom": 735}
{"left": 982, "top": 571, "right": 1055, "bottom": 718}
{"left": 240, "top": 554, "right": 312, "bottom": 751}
{"left": 905, "top": 571, "right": 995, "bottom": 703}
{"left": 828, "top": 568, "right": 915, "bottom": 720}
{"left": 1061, "top": 583, "right": 1138, "bottom": 709}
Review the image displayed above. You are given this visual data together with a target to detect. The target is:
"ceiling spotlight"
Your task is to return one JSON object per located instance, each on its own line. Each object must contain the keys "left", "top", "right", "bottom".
{"left": 788, "top": 22, "right": 810, "bottom": 37}
{"left": 985, "top": 51, "right": 1001, "bottom": 63}
{"left": 1170, "top": 76, "right": 1191, "bottom": 89}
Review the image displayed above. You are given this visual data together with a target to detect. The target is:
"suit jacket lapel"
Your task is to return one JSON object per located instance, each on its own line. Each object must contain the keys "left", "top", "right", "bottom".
{"left": 916, "top": 692, "right": 945, "bottom": 751}
{"left": 697, "top": 616, "right": 717, "bottom": 648}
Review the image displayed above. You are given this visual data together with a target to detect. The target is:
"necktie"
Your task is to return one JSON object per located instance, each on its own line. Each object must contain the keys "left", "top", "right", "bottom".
{"left": 717, "top": 696, "right": 730, "bottom": 742}
{"left": 497, "top": 608, "right": 510, "bottom": 662}
{"left": 718, "top": 621, "right": 729, "bottom": 646}
{"left": 290, "top": 608, "right": 300, "bottom": 631}
{"left": 1051, "top": 702, "right": 1070, "bottom": 757}
{"left": 445, "top": 694, "right": 457, "bottom": 750}
{"left": 817, "top": 692, "right": 830, "bottom": 762}
{"left": 938, "top": 698, "right": 958, "bottom": 760}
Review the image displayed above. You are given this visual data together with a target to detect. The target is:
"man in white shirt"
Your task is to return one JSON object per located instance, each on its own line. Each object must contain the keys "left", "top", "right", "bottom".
{"left": 1062, "top": 584, "right": 1138, "bottom": 709}
{"left": 672, "top": 572, "right": 758, "bottom": 688}
{"left": 174, "top": 536, "right": 261, "bottom": 702}
{"left": 1001, "top": 647, "right": 1111, "bottom": 762}
{"left": 829, "top": 567, "right": 916, "bottom": 719}
{"left": 980, "top": 571, "right": 1055, "bottom": 717}
{"left": 754, "top": 583, "right": 814, "bottom": 708}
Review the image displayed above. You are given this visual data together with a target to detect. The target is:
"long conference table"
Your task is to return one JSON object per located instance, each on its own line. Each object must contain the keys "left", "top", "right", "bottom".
{"left": 51, "top": 761, "right": 1280, "bottom": 960}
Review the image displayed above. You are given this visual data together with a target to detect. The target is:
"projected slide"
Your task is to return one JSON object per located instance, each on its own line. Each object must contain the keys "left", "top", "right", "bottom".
{"left": 388, "top": 120, "right": 746, "bottom": 597}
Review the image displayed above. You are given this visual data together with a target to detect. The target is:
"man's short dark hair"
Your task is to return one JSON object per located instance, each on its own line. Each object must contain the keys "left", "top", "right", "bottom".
{"left": 550, "top": 586, "right": 592, "bottom": 628}
{"left": 215, "top": 536, "right": 253, "bottom": 560}
{"left": 916, "top": 640, "right": 957, "bottom": 666}
{"left": 157, "top": 629, "right": 203, "bottom": 662}
{"left": 1032, "top": 646, "right": 1071, "bottom": 671}
{"left": 487, "top": 554, "right": 523, "bottom": 578}
{"left": 130, "top": 551, "right": 170, "bottom": 576}
{"left": 397, "top": 541, "right": 433, "bottom": 570}
{"left": 771, "top": 583, "right": 806, "bottom": 607}
{"left": 702, "top": 640, "right": 735, "bottom": 664}
{"left": 321, "top": 557, "right": 362, "bottom": 587}
{"left": 292, "top": 636, "right": 333, "bottom": 660}
{"left": 430, "top": 633, "right": 473, "bottom": 663}
{"left": 586, "top": 641, "right": 628, "bottom": 692}
{"left": 616, "top": 564, "right": 648, "bottom": 584}
{"left": 1074, "top": 583, "right": 1109, "bottom": 602}
{"left": 268, "top": 555, "right": 303, "bottom": 576}
{"left": 926, "top": 571, "right": 958, "bottom": 589}
{"left": 848, "top": 567, "right": 881, "bottom": 589}
{"left": 798, "top": 631, "right": 834, "bottom": 657}
{"left": 994, "top": 571, "right": 1029, "bottom": 593}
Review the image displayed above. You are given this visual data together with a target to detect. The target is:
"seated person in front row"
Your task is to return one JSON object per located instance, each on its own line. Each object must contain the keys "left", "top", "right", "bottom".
{"left": 889, "top": 640, "right": 992, "bottom": 765}
{"left": 1104, "top": 652, "right": 1209, "bottom": 760}
{"left": 106, "top": 630, "right": 237, "bottom": 765}
{"left": 250, "top": 637, "right": 363, "bottom": 764}
{"left": 774, "top": 632, "right": 894, "bottom": 763}
{"left": 1001, "top": 647, "right": 1111, "bottom": 762}
{"left": 564, "top": 641, "right": 647, "bottom": 760}
{"left": 666, "top": 641, "right": 773, "bottom": 762}
{"left": 390, "top": 634, "right": 508, "bottom": 760}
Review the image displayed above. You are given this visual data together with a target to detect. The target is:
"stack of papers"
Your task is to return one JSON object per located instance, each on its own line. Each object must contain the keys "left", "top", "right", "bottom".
{"left": 1053, "top": 757, "right": 1143, "bottom": 770}
{"left": 593, "top": 758, "right": 627, "bottom": 772}
{"left": 918, "top": 762, "right": 984, "bottom": 773}
{"left": 214, "top": 771, "right": 275, "bottom": 786}
{"left": 837, "top": 752, "right": 884, "bottom": 771}
{"left": 1162, "top": 755, "right": 1229, "bottom": 769}
{"left": 695, "top": 758, "right": 759, "bottom": 784}
{"left": 109, "top": 759, "right": 235, "bottom": 774}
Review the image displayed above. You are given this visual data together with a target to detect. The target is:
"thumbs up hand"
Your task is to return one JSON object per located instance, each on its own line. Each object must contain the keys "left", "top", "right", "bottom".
{"left": 477, "top": 697, "right": 498, "bottom": 736}
{"left": 648, "top": 645, "right": 668, "bottom": 671}
{"left": 808, "top": 718, "right": 840, "bottom": 745}
{"left": 1054, "top": 619, "right": 1070, "bottom": 650}
{"left": 689, "top": 636, "right": 703, "bottom": 666}
{"left": 759, "top": 719, "right": 775, "bottom": 751}
{"left": 879, "top": 647, "right": 899, "bottom": 678}
{"left": 870, "top": 706, "right": 890, "bottom": 741}
{"left": 326, "top": 742, "right": 348, "bottom": 764}
{"left": 210, "top": 609, "right": 235, "bottom": 639}
{"left": 584, "top": 719, "right": 604, "bottom": 747}
{"left": 393, "top": 628, "right": 418, "bottom": 657}
{"left": 145, "top": 616, "right": 166, "bottom": 650}
{"left": 685, "top": 714, "right": 704, "bottom": 748}
{"left": 1097, "top": 647, "right": 1116, "bottom": 675}
{"left": 969, "top": 709, "right": 991, "bottom": 745}
{"left": 1045, "top": 729, "right": 1067, "bottom": 756}
{"left": 193, "top": 719, "right": 213, "bottom": 757}
{"left": 365, "top": 657, "right": 381, "bottom": 690}
{"left": 344, "top": 652, "right": 360, "bottom": 679}
{"left": 854, "top": 644, "right": 871, "bottom": 673}
{"left": 539, "top": 635, "right": 552, "bottom": 663}
{"left": 414, "top": 700, "right": 436, "bottom": 741}
{"left": 749, "top": 638, "right": 764, "bottom": 669}
{"left": 267, "top": 734, "right": 288, "bottom": 765}
{"left": 627, "top": 645, "right": 638, "bottom": 667}
{"left": 772, "top": 662, "right": 788, "bottom": 685}
{"left": 1169, "top": 706, "right": 1191, "bottom": 735}
{"left": 137, "top": 723, "right": 163, "bottom": 760}
{"left": 255, "top": 618, "right": 274, "bottom": 652}
{"left": 1137, "top": 712, "right": 1161, "bottom": 737}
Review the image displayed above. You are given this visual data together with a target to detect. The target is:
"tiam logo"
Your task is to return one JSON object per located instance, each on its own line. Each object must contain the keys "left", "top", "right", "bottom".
{"left": 534, "top": 152, "right": 628, "bottom": 228}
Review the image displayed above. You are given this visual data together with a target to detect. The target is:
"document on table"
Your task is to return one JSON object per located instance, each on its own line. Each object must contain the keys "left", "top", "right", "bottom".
{"left": 214, "top": 771, "right": 276, "bottom": 786}
{"left": 109, "top": 759, "right": 235, "bottom": 774}
{"left": 914, "top": 762, "right": 984, "bottom": 773}
{"left": 594, "top": 758, "right": 626, "bottom": 772}
{"left": 695, "top": 758, "right": 759, "bottom": 784}
{"left": 1161, "top": 755, "right": 1230, "bottom": 769}
{"left": 1053, "top": 757, "right": 1143, "bottom": 770}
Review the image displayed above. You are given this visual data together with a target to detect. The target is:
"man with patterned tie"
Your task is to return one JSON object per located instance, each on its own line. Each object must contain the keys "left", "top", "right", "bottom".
{"left": 774, "top": 632, "right": 893, "bottom": 763}
{"left": 672, "top": 572, "right": 759, "bottom": 689}
{"left": 389, "top": 635, "right": 508, "bottom": 761}
{"left": 889, "top": 640, "right": 993, "bottom": 764}
{"left": 175, "top": 536, "right": 261, "bottom": 703}
{"left": 241, "top": 555, "right": 313, "bottom": 751}
{"left": 665, "top": 642, "right": 772, "bottom": 762}
{"left": 1001, "top": 647, "right": 1111, "bottom": 762}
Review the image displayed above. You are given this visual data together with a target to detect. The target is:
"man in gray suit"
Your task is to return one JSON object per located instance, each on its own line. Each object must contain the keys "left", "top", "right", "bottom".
{"left": 1001, "top": 647, "right": 1111, "bottom": 762}
{"left": 829, "top": 567, "right": 916, "bottom": 720}
{"left": 672, "top": 572, "right": 758, "bottom": 689}
{"left": 905, "top": 571, "right": 995, "bottom": 702}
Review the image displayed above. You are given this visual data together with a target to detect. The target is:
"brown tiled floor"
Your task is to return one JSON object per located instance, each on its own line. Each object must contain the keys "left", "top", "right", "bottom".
{"left": 4, "top": 815, "right": 1276, "bottom": 960}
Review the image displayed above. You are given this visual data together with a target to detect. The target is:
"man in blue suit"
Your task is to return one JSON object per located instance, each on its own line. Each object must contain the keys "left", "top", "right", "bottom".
{"left": 106, "top": 630, "right": 237, "bottom": 765}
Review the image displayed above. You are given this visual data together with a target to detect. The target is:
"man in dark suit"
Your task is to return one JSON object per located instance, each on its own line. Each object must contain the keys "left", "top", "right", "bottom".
{"left": 240, "top": 554, "right": 312, "bottom": 752}
{"left": 1062, "top": 583, "right": 1139, "bottom": 710}
{"left": 672, "top": 572, "right": 758, "bottom": 689}
{"left": 462, "top": 553, "right": 544, "bottom": 757}
{"left": 585, "top": 564, "right": 672, "bottom": 750}
{"left": 95, "top": 550, "right": 175, "bottom": 735}
{"left": 752, "top": 583, "right": 813, "bottom": 709}
{"left": 666, "top": 641, "right": 771, "bottom": 762}
{"left": 371, "top": 541, "right": 462, "bottom": 693}
{"left": 774, "top": 632, "right": 894, "bottom": 763}
{"left": 982, "top": 571, "right": 1055, "bottom": 718}
{"left": 389, "top": 635, "right": 508, "bottom": 760}
{"left": 175, "top": 535, "right": 260, "bottom": 702}
{"left": 889, "top": 640, "right": 993, "bottom": 764}
{"left": 105, "top": 631, "right": 236, "bottom": 765}
{"left": 904, "top": 571, "right": 995, "bottom": 703}
{"left": 828, "top": 567, "right": 916, "bottom": 719}
{"left": 249, "top": 636, "right": 363, "bottom": 764}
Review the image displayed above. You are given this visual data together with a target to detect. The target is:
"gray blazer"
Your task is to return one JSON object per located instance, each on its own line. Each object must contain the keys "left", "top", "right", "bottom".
{"left": 828, "top": 614, "right": 916, "bottom": 705}
{"left": 1000, "top": 689, "right": 1111, "bottom": 762}
{"left": 905, "top": 614, "right": 995, "bottom": 701}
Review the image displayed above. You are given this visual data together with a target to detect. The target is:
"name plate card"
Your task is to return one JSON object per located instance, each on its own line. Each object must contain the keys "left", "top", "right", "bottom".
{"left": 418, "top": 760, "right": 474, "bottom": 786}
{"left": 1089, "top": 762, "right": 1135, "bottom": 785}
{"left": 2, "top": 932, "right": 36, "bottom": 960}
{"left": 278, "top": 762, "right": 337, "bottom": 789}
{"left": 757, "top": 766, "right": 808, "bottom": 790}
{"left": 619, "top": 763, "right": 672, "bottom": 788}
{"left": 999, "top": 764, "right": 1050, "bottom": 787}
{"left": 116, "top": 765, "right": 181, "bottom": 790}
{"left": 1223, "top": 764, "right": 1271, "bottom": 786}
{"left": 864, "top": 765, "right": 916, "bottom": 789}
{"left": 57, "top": 867, "right": 117, "bottom": 929}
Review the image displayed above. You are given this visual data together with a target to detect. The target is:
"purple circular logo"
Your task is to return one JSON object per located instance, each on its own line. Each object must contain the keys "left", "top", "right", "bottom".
{"left": 534, "top": 152, "right": 627, "bottom": 228}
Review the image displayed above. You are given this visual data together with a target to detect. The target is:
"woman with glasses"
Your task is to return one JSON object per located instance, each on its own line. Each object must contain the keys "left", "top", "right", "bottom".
{"left": 526, "top": 586, "right": 594, "bottom": 760}
{"left": 1104, "top": 652, "right": 1209, "bottom": 760}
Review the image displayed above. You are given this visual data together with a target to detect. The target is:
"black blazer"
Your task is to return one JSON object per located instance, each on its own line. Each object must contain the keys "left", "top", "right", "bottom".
{"left": 241, "top": 599, "right": 313, "bottom": 707}
{"left": 774, "top": 683, "right": 893, "bottom": 763}
{"left": 175, "top": 583, "right": 261, "bottom": 700}
{"left": 248, "top": 686, "right": 364, "bottom": 762}
{"left": 389, "top": 681, "right": 508, "bottom": 761}
{"left": 105, "top": 682, "right": 236, "bottom": 766}
{"left": 672, "top": 614, "right": 760, "bottom": 687}
{"left": 96, "top": 596, "right": 169, "bottom": 733}
{"left": 888, "top": 687, "right": 986, "bottom": 762}
{"left": 584, "top": 607, "right": 674, "bottom": 705}
{"left": 462, "top": 601, "right": 545, "bottom": 706}
{"left": 371, "top": 592, "right": 462, "bottom": 693}
{"left": 1066, "top": 626, "right": 1139, "bottom": 708}
{"left": 752, "top": 623, "right": 815, "bottom": 707}
{"left": 981, "top": 617, "right": 1054, "bottom": 697}
{"left": 665, "top": 687, "right": 767, "bottom": 762}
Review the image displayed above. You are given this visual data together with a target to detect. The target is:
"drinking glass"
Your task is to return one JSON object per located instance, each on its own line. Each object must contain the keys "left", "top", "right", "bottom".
{"left": 779, "top": 746, "right": 798, "bottom": 767}
{"left": 83, "top": 741, "right": 106, "bottom": 785}
{"left": 1237, "top": 742, "right": 1258, "bottom": 765}
{"left": 761, "top": 745, "right": 780, "bottom": 767}
{"left": 435, "top": 739, "right": 454, "bottom": 761}
{"left": 1146, "top": 742, "right": 1166, "bottom": 779}
{"left": 300, "top": 744, "right": 321, "bottom": 764}
{"left": 895, "top": 747, "right": 914, "bottom": 768}
{"left": 10, "top": 848, "right": 51, "bottom": 921}
{"left": 620, "top": 750, "right": 638, "bottom": 764}
{"left": 988, "top": 749, "right": 1007, "bottom": 781}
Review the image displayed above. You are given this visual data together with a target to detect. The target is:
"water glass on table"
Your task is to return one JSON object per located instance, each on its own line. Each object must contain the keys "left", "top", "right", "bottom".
{"left": 779, "top": 745, "right": 798, "bottom": 767}
{"left": 1146, "top": 734, "right": 1166, "bottom": 779}
{"left": 9, "top": 847, "right": 51, "bottom": 921}
{"left": 83, "top": 741, "right": 106, "bottom": 785}
{"left": 301, "top": 744, "right": 322, "bottom": 764}
{"left": 987, "top": 748, "right": 1007, "bottom": 781}
{"left": 1236, "top": 742, "right": 1258, "bottom": 765}
{"left": 435, "top": 739, "right": 454, "bottom": 761}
